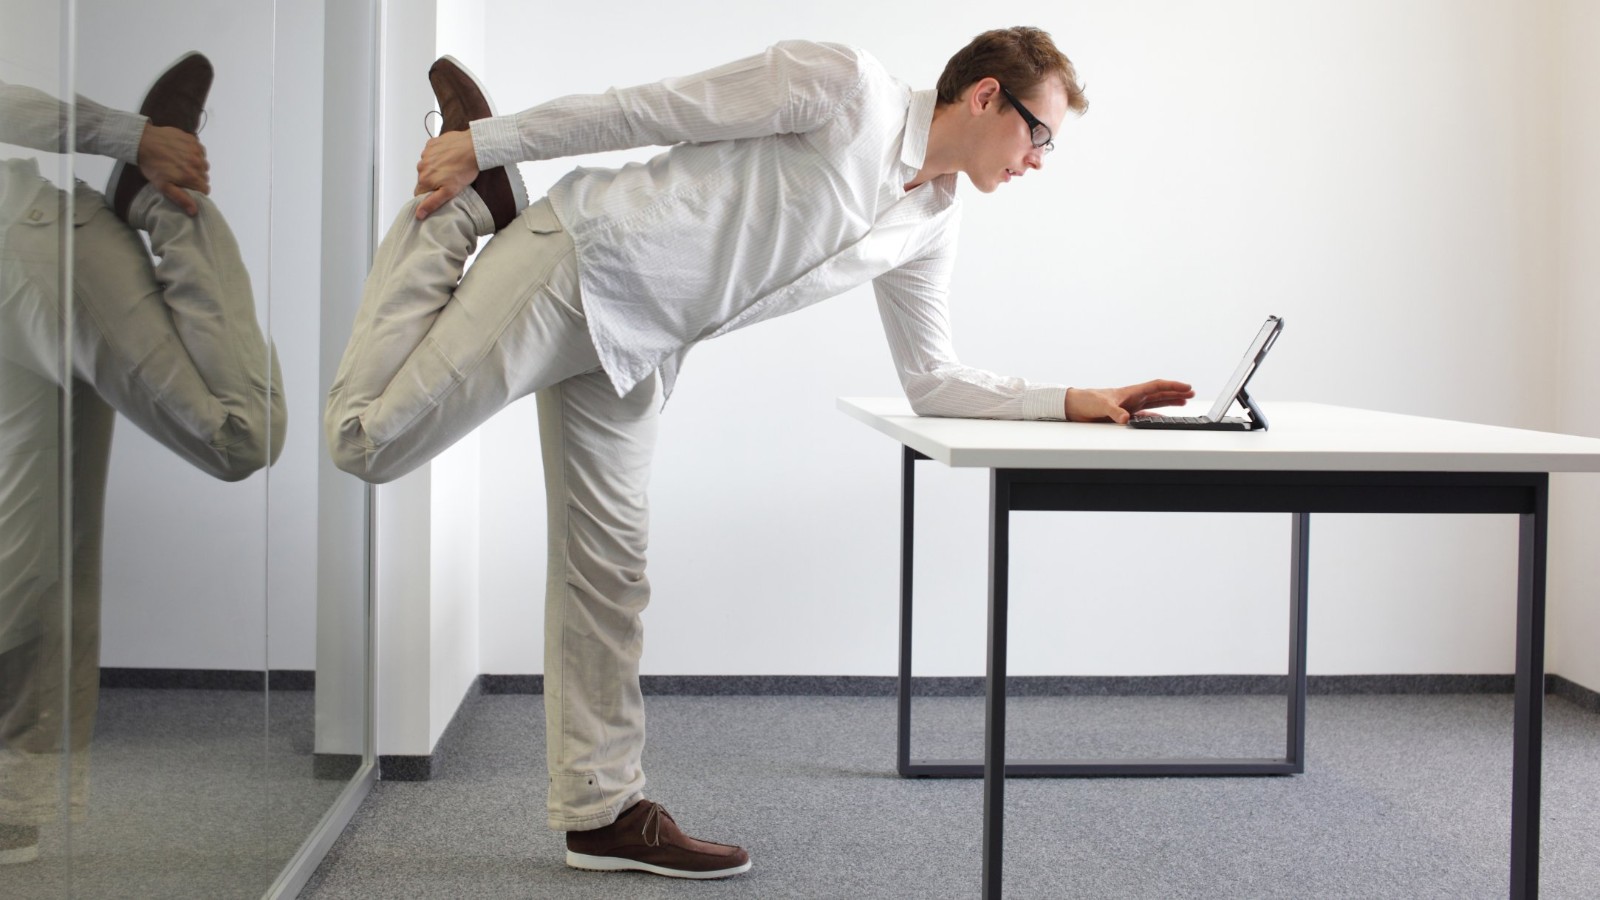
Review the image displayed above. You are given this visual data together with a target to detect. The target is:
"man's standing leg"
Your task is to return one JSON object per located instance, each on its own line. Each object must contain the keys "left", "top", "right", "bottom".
{"left": 538, "top": 370, "right": 657, "bottom": 830}
{"left": 541, "top": 371, "right": 751, "bottom": 880}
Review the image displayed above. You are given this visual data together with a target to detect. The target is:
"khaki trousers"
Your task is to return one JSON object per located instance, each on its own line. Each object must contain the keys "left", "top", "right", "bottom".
{"left": 0, "top": 162, "right": 283, "bottom": 826}
{"left": 325, "top": 190, "right": 656, "bottom": 831}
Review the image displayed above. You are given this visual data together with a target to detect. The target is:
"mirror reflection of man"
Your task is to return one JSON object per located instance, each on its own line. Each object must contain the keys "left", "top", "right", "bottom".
{"left": 0, "top": 51, "right": 283, "bottom": 865}
{"left": 327, "top": 27, "right": 1193, "bottom": 880}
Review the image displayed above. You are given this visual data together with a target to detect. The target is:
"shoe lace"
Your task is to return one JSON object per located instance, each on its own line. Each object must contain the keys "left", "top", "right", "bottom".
{"left": 423, "top": 110, "right": 442, "bottom": 138}
{"left": 641, "top": 803, "right": 675, "bottom": 848}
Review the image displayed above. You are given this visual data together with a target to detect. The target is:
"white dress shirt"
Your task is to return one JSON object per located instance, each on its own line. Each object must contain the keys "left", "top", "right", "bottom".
{"left": 470, "top": 41, "right": 1067, "bottom": 419}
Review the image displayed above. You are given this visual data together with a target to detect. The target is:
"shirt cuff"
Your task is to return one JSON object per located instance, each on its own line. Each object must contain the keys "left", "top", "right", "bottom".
{"left": 469, "top": 116, "right": 520, "bottom": 170}
{"left": 1022, "top": 386, "right": 1069, "bottom": 421}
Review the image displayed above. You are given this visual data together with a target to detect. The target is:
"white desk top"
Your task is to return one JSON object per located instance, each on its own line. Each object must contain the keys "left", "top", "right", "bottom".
{"left": 837, "top": 398, "right": 1600, "bottom": 473}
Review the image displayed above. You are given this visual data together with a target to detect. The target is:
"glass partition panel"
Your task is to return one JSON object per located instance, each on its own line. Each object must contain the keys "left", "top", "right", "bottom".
{"left": 0, "top": 3, "right": 74, "bottom": 897}
{"left": 68, "top": 1, "right": 280, "bottom": 895}
{"left": 3, "top": 3, "right": 375, "bottom": 894}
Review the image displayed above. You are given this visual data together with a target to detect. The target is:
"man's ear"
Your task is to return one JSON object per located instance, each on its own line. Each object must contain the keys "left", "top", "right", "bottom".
{"left": 966, "top": 77, "right": 1001, "bottom": 115}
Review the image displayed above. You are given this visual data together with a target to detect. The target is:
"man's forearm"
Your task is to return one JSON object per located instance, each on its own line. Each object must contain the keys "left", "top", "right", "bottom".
{"left": 0, "top": 82, "right": 145, "bottom": 161}
{"left": 901, "top": 366, "right": 1069, "bottom": 420}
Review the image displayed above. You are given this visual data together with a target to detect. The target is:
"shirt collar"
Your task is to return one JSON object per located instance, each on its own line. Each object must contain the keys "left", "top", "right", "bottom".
{"left": 898, "top": 90, "right": 960, "bottom": 202}
{"left": 899, "top": 89, "right": 937, "bottom": 173}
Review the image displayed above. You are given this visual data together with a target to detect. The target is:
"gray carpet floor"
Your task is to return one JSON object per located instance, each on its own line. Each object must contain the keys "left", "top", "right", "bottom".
{"left": 301, "top": 692, "right": 1600, "bottom": 899}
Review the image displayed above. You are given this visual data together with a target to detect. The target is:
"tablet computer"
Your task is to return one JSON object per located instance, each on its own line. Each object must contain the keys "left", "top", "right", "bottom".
{"left": 1128, "top": 315, "right": 1283, "bottom": 431}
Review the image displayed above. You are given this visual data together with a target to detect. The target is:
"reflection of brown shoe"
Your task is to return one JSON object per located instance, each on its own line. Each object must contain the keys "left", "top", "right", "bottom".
{"left": 108, "top": 51, "right": 213, "bottom": 221}
{"left": 427, "top": 55, "right": 525, "bottom": 232}
{"left": 0, "top": 823, "right": 39, "bottom": 865}
{"left": 566, "top": 800, "right": 751, "bottom": 880}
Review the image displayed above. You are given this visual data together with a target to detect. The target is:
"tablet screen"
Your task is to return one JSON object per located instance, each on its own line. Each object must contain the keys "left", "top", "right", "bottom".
{"left": 1207, "top": 316, "right": 1283, "bottom": 421}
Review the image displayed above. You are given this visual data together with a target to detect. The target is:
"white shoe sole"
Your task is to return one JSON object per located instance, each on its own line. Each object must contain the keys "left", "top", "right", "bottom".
{"left": 566, "top": 850, "right": 752, "bottom": 880}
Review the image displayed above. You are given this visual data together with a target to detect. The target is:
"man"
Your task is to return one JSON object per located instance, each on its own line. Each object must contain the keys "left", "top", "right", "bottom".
{"left": 326, "top": 26, "right": 1192, "bottom": 880}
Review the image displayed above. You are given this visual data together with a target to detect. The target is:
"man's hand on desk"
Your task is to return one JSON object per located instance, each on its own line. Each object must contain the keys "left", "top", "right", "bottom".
{"left": 1065, "top": 381, "right": 1195, "bottom": 424}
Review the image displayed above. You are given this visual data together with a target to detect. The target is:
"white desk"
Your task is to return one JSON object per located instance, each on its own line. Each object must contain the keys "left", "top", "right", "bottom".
{"left": 838, "top": 398, "right": 1600, "bottom": 900}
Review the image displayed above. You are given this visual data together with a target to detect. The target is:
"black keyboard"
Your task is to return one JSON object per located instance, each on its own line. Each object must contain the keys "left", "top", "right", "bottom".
{"left": 1128, "top": 415, "right": 1252, "bottom": 431}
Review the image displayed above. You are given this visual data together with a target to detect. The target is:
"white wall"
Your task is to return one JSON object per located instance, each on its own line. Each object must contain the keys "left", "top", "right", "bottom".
{"left": 467, "top": 0, "right": 1589, "bottom": 682}
{"left": 1549, "top": 0, "right": 1600, "bottom": 691}
{"left": 0, "top": 3, "right": 67, "bottom": 110}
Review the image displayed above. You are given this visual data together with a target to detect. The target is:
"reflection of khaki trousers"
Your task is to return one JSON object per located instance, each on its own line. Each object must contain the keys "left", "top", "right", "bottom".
{"left": 0, "top": 161, "right": 284, "bottom": 825}
{"left": 0, "top": 378, "right": 110, "bottom": 827}
{"left": 326, "top": 191, "right": 657, "bottom": 831}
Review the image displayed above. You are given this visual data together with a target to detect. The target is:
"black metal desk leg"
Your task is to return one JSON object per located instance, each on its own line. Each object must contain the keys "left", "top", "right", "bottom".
{"left": 897, "top": 445, "right": 922, "bottom": 776}
{"left": 982, "top": 470, "right": 1012, "bottom": 899}
{"left": 1287, "top": 513, "right": 1309, "bottom": 770}
{"left": 1510, "top": 477, "right": 1548, "bottom": 900}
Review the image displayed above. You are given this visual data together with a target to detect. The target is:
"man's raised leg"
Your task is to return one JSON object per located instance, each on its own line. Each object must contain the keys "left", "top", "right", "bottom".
{"left": 324, "top": 55, "right": 545, "bottom": 483}
{"left": 324, "top": 194, "right": 591, "bottom": 482}
{"left": 73, "top": 185, "right": 286, "bottom": 481}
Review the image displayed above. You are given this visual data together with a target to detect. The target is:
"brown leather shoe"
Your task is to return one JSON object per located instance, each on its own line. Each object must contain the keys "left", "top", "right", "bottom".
{"left": 566, "top": 800, "right": 751, "bottom": 880}
{"left": 108, "top": 51, "right": 213, "bottom": 221}
{"left": 426, "top": 55, "right": 525, "bottom": 231}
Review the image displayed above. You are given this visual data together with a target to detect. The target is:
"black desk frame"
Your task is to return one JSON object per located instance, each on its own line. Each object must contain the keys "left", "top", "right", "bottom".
{"left": 893, "top": 446, "right": 1549, "bottom": 900}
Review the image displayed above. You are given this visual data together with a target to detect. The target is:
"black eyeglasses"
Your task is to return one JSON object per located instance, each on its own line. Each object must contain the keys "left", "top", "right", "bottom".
{"left": 998, "top": 84, "right": 1054, "bottom": 154}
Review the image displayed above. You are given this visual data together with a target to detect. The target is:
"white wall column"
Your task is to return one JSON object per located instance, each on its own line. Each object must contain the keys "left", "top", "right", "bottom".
{"left": 368, "top": 0, "right": 440, "bottom": 757}
{"left": 360, "top": 0, "right": 491, "bottom": 759}
{"left": 314, "top": 0, "right": 378, "bottom": 756}
{"left": 1550, "top": 0, "right": 1600, "bottom": 694}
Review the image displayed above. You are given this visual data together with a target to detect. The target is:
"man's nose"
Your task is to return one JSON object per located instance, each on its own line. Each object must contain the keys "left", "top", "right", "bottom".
{"left": 1024, "top": 148, "right": 1044, "bottom": 171}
